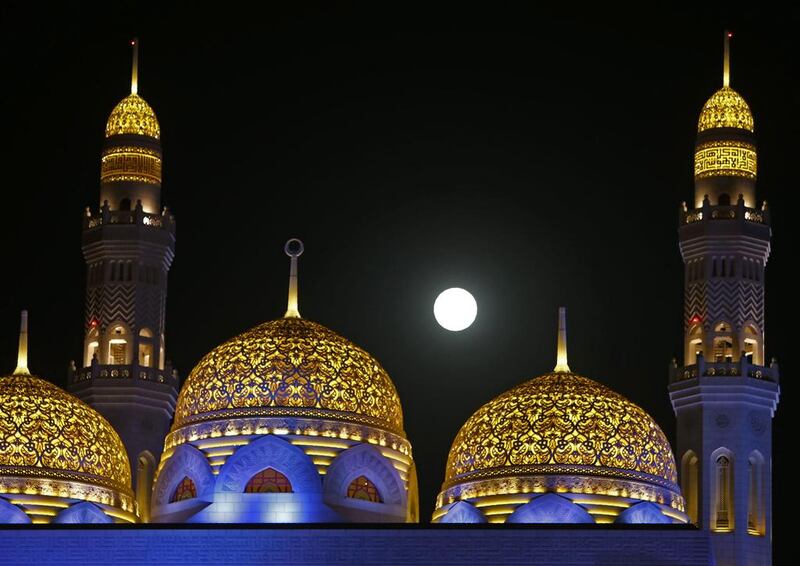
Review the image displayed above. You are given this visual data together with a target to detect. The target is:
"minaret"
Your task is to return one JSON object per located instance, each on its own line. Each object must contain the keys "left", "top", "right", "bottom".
{"left": 69, "top": 39, "right": 178, "bottom": 522}
{"left": 669, "top": 32, "right": 779, "bottom": 566}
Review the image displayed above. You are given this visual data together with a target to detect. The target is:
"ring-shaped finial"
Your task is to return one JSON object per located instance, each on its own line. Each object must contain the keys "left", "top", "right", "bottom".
{"left": 285, "top": 238, "right": 304, "bottom": 258}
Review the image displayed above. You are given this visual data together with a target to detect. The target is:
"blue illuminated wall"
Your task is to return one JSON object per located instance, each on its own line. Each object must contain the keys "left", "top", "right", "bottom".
{"left": 0, "top": 525, "right": 713, "bottom": 565}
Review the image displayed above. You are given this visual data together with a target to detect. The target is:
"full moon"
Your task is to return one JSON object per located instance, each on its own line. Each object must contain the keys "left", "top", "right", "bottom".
{"left": 434, "top": 288, "right": 477, "bottom": 331}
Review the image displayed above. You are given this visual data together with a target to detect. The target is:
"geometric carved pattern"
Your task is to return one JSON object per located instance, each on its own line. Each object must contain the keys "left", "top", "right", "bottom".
{"left": 86, "top": 285, "right": 136, "bottom": 330}
{"left": 615, "top": 501, "right": 671, "bottom": 524}
{"left": 174, "top": 318, "right": 404, "bottom": 434}
{"left": 101, "top": 146, "right": 162, "bottom": 185}
{"left": 52, "top": 501, "right": 113, "bottom": 524}
{"left": 347, "top": 476, "right": 381, "bottom": 502}
{"left": 324, "top": 444, "right": 404, "bottom": 507}
{"left": 152, "top": 444, "right": 214, "bottom": 507}
{"left": 694, "top": 140, "right": 757, "bottom": 180}
{"left": 0, "top": 374, "right": 131, "bottom": 489}
{"left": 105, "top": 93, "right": 160, "bottom": 139}
{"left": 438, "top": 501, "right": 487, "bottom": 524}
{"left": 215, "top": 436, "right": 321, "bottom": 495}
{"left": 169, "top": 477, "right": 197, "bottom": 502}
{"left": 506, "top": 493, "right": 595, "bottom": 524}
{"left": 697, "top": 86, "right": 754, "bottom": 132}
{"left": 445, "top": 372, "right": 678, "bottom": 484}
{"left": 244, "top": 468, "right": 292, "bottom": 493}
{"left": 684, "top": 279, "right": 764, "bottom": 332}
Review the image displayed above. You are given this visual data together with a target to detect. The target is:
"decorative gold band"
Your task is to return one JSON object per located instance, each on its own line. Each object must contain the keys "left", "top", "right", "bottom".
{"left": 101, "top": 146, "right": 162, "bottom": 185}
{"left": 694, "top": 140, "right": 757, "bottom": 180}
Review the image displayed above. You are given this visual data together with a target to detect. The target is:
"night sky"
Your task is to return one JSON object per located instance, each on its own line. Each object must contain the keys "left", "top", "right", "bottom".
{"left": 1, "top": 4, "right": 796, "bottom": 548}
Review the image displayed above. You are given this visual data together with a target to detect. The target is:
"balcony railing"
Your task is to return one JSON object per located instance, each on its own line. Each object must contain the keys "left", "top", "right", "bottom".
{"left": 83, "top": 201, "right": 175, "bottom": 233}
{"left": 680, "top": 198, "right": 769, "bottom": 227}
{"left": 670, "top": 354, "right": 779, "bottom": 384}
{"left": 71, "top": 360, "right": 179, "bottom": 389}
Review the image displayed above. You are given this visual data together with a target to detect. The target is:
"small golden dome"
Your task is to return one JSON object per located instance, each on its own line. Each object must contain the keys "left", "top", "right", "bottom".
{"left": 174, "top": 317, "right": 405, "bottom": 434}
{"left": 445, "top": 372, "right": 677, "bottom": 484}
{"left": 697, "top": 86, "right": 754, "bottom": 132}
{"left": 105, "top": 93, "right": 161, "bottom": 139}
{"left": 0, "top": 373, "right": 132, "bottom": 490}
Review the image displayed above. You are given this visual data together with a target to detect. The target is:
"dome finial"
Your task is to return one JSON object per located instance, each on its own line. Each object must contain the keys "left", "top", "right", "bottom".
{"left": 284, "top": 238, "right": 304, "bottom": 318}
{"left": 723, "top": 30, "right": 732, "bottom": 87}
{"left": 130, "top": 37, "right": 139, "bottom": 95}
{"left": 554, "top": 306, "right": 570, "bottom": 373}
{"left": 13, "top": 310, "right": 31, "bottom": 376}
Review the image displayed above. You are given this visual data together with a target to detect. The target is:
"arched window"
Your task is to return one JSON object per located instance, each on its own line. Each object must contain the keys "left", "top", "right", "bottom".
{"left": 718, "top": 193, "right": 731, "bottom": 205}
{"left": 714, "top": 454, "right": 733, "bottom": 532}
{"left": 108, "top": 325, "right": 128, "bottom": 365}
{"left": 138, "top": 327, "right": 154, "bottom": 367}
{"left": 169, "top": 476, "right": 197, "bottom": 503}
{"left": 748, "top": 452, "right": 764, "bottom": 536}
{"left": 346, "top": 475, "right": 382, "bottom": 503}
{"left": 681, "top": 451, "right": 699, "bottom": 524}
{"left": 244, "top": 468, "right": 292, "bottom": 493}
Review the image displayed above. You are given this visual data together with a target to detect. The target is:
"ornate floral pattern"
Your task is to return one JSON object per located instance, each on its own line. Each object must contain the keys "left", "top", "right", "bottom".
{"left": 174, "top": 318, "right": 404, "bottom": 434}
{"left": 0, "top": 374, "right": 131, "bottom": 489}
{"left": 697, "top": 86, "right": 754, "bottom": 132}
{"left": 106, "top": 93, "right": 161, "bottom": 139}
{"left": 445, "top": 372, "right": 677, "bottom": 484}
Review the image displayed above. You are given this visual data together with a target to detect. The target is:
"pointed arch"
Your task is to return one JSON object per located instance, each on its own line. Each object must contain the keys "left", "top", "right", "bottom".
{"left": 438, "top": 501, "right": 487, "bottom": 524}
{"left": 53, "top": 502, "right": 113, "bottom": 524}
{"left": 136, "top": 450, "right": 156, "bottom": 522}
{"left": 0, "top": 498, "right": 30, "bottom": 524}
{"left": 506, "top": 493, "right": 595, "bottom": 524}
{"left": 711, "top": 447, "right": 734, "bottom": 532}
{"left": 152, "top": 444, "right": 215, "bottom": 507}
{"left": 681, "top": 449, "right": 700, "bottom": 524}
{"left": 216, "top": 435, "right": 320, "bottom": 494}
{"left": 324, "top": 444, "right": 405, "bottom": 507}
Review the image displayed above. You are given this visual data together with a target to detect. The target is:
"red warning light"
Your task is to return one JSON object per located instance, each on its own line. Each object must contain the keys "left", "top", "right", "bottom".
{"left": 689, "top": 315, "right": 702, "bottom": 325}
{"left": 89, "top": 318, "right": 99, "bottom": 329}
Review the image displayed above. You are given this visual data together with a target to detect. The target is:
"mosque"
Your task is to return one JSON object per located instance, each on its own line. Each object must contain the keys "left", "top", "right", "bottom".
{"left": 0, "top": 34, "right": 780, "bottom": 565}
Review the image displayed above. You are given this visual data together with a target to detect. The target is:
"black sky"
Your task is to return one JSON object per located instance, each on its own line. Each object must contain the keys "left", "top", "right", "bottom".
{"left": 1, "top": 3, "right": 796, "bottom": 550}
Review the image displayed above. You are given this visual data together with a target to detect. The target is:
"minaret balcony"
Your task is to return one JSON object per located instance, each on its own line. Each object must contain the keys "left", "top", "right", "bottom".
{"left": 669, "top": 355, "right": 779, "bottom": 384}
{"left": 84, "top": 207, "right": 175, "bottom": 234}
{"left": 71, "top": 361, "right": 179, "bottom": 389}
{"left": 681, "top": 203, "right": 768, "bottom": 226}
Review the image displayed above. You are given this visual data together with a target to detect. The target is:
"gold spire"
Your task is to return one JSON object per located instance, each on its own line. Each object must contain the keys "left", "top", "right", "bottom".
{"left": 13, "top": 310, "right": 31, "bottom": 376}
{"left": 131, "top": 38, "right": 139, "bottom": 95}
{"left": 553, "top": 307, "right": 570, "bottom": 373}
{"left": 284, "top": 238, "right": 304, "bottom": 318}
{"left": 723, "top": 30, "right": 731, "bottom": 87}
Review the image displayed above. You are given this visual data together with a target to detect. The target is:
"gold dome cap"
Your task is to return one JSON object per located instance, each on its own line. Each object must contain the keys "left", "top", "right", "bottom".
{"left": 105, "top": 93, "right": 160, "bottom": 139}
{"left": 0, "top": 312, "right": 134, "bottom": 519}
{"left": 697, "top": 86, "right": 754, "bottom": 133}
{"left": 105, "top": 39, "right": 160, "bottom": 139}
{"left": 172, "top": 239, "right": 405, "bottom": 435}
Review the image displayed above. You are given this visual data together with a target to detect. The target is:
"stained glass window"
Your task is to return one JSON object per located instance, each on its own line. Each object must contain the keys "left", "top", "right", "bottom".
{"left": 244, "top": 468, "right": 292, "bottom": 493}
{"left": 169, "top": 476, "right": 197, "bottom": 503}
{"left": 346, "top": 475, "right": 382, "bottom": 503}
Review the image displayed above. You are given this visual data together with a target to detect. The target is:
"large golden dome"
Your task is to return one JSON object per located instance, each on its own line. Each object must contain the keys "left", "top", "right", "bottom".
{"left": 174, "top": 317, "right": 404, "bottom": 434}
{"left": 105, "top": 93, "right": 161, "bottom": 139}
{"left": 697, "top": 86, "right": 754, "bottom": 132}
{"left": 0, "top": 374, "right": 131, "bottom": 488}
{"left": 445, "top": 372, "right": 677, "bottom": 484}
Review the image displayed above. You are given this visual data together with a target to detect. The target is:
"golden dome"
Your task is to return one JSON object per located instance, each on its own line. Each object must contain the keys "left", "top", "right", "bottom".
{"left": 105, "top": 93, "right": 161, "bottom": 139}
{"left": 174, "top": 317, "right": 405, "bottom": 434}
{"left": 0, "top": 373, "right": 132, "bottom": 491}
{"left": 445, "top": 372, "right": 677, "bottom": 484}
{"left": 697, "top": 86, "right": 754, "bottom": 132}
